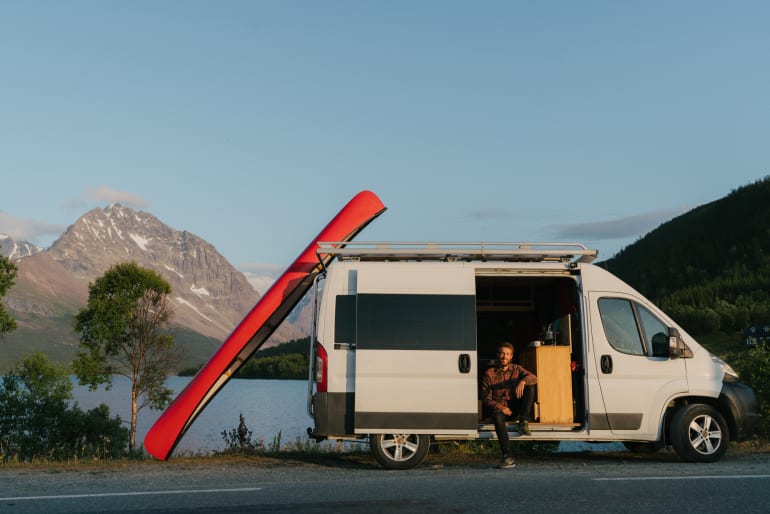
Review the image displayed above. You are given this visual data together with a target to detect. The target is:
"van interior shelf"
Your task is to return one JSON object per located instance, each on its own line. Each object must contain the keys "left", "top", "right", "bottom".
{"left": 317, "top": 241, "right": 598, "bottom": 264}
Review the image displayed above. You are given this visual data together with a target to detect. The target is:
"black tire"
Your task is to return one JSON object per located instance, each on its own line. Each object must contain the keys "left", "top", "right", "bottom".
{"left": 622, "top": 441, "right": 664, "bottom": 454}
{"left": 370, "top": 433, "right": 430, "bottom": 470}
{"left": 670, "top": 404, "right": 729, "bottom": 463}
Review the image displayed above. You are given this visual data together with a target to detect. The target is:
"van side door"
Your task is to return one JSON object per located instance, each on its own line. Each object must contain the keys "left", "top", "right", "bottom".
{"left": 352, "top": 263, "right": 478, "bottom": 436}
{"left": 588, "top": 293, "right": 688, "bottom": 437}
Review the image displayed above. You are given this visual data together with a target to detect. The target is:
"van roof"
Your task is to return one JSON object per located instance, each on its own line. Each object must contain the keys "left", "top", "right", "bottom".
{"left": 317, "top": 242, "right": 598, "bottom": 264}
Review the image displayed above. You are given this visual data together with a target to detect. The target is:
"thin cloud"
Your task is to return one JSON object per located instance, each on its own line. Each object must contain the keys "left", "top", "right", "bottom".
{"left": 435, "top": 208, "right": 523, "bottom": 226}
{"left": 467, "top": 208, "right": 515, "bottom": 221}
{"left": 85, "top": 186, "right": 149, "bottom": 208}
{"left": 61, "top": 197, "right": 88, "bottom": 211}
{"left": 238, "top": 263, "right": 284, "bottom": 275}
{"left": 238, "top": 263, "right": 284, "bottom": 294}
{"left": 549, "top": 207, "right": 690, "bottom": 241}
{"left": 0, "top": 211, "right": 64, "bottom": 242}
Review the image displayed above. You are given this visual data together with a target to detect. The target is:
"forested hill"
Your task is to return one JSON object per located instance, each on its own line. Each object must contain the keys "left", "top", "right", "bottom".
{"left": 178, "top": 337, "right": 310, "bottom": 379}
{"left": 601, "top": 176, "right": 770, "bottom": 335}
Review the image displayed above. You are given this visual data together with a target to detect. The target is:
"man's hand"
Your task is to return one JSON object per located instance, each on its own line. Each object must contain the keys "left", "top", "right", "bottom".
{"left": 515, "top": 380, "right": 526, "bottom": 399}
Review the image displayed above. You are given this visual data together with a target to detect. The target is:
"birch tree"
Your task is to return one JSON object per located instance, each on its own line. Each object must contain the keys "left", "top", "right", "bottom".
{"left": 73, "top": 262, "right": 178, "bottom": 451}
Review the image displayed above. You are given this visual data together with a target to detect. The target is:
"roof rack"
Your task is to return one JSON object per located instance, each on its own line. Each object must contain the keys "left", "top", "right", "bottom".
{"left": 316, "top": 242, "right": 598, "bottom": 264}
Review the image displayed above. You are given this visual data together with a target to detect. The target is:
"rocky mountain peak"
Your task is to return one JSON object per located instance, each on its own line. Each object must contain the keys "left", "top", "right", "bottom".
{"left": 3, "top": 205, "right": 308, "bottom": 372}
{"left": 48, "top": 204, "right": 179, "bottom": 277}
{"left": 39, "top": 204, "right": 302, "bottom": 342}
{"left": 0, "top": 234, "right": 42, "bottom": 261}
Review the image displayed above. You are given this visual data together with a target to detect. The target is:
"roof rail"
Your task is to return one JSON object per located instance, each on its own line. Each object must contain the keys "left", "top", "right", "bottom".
{"left": 317, "top": 242, "right": 598, "bottom": 264}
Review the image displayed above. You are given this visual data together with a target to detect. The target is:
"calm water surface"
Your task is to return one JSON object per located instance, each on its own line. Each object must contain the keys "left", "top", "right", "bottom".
{"left": 71, "top": 376, "right": 623, "bottom": 455}
{"left": 71, "top": 376, "right": 314, "bottom": 454}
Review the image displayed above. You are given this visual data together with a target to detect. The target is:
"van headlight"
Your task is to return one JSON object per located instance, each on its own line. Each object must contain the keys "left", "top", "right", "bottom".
{"left": 710, "top": 353, "right": 739, "bottom": 381}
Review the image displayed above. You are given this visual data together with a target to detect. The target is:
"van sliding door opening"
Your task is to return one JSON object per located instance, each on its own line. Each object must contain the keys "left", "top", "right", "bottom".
{"left": 475, "top": 275, "right": 584, "bottom": 426}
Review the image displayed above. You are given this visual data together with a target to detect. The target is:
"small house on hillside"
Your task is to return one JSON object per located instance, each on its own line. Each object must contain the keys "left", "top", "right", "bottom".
{"left": 743, "top": 324, "right": 770, "bottom": 347}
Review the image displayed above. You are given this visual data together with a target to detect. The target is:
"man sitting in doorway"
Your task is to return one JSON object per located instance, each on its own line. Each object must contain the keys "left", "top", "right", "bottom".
{"left": 481, "top": 341, "right": 537, "bottom": 469}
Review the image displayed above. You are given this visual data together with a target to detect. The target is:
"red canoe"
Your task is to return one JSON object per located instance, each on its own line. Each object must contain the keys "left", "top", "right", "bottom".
{"left": 144, "top": 190, "right": 386, "bottom": 460}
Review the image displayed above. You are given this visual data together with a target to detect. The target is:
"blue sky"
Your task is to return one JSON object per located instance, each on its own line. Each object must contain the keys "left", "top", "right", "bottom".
{"left": 2, "top": 1, "right": 769, "bottom": 279}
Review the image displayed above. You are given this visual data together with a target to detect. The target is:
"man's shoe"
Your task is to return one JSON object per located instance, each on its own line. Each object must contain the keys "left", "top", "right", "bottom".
{"left": 519, "top": 420, "right": 531, "bottom": 436}
{"left": 497, "top": 456, "right": 516, "bottom": 469}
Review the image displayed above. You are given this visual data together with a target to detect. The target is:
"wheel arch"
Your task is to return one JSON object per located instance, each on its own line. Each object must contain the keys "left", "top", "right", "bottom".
{"left": 718, "top": 381, "right": 761, "bottom": 442}
{"left": 665, "top": 395, "right": 733, "bottom": 442}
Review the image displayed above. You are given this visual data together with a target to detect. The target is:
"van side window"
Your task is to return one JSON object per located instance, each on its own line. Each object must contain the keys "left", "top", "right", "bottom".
{"left": 335, "top": 295, "right": 357, "bottom": 344}
{"left": 598, "top": 298, "right": 670, "bottom": 356}
{"left": 636, "top": 304, "right": 669, "bottom": 357}
{"left": 598, "top": 298, "right": 645, "bottom": 355}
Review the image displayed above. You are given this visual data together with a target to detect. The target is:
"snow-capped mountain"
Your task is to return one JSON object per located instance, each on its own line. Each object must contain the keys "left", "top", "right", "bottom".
{"left": 3, "top": 205, "right": 307, "bottom": 361}
{"left": 0, "top": 234, "right": 42, "bottom": 260}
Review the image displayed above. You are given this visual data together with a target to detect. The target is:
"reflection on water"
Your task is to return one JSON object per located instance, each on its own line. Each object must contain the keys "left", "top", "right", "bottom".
{"left": 71, "top": 376, "right": 313, "bottom": 454}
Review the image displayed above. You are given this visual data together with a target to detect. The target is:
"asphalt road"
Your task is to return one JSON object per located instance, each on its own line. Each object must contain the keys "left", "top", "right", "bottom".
{"left": 2, "top": 449, "right": 769, "bottom": 513}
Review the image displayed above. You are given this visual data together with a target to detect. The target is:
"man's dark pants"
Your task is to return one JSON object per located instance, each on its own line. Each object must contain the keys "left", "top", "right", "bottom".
{"left": 490, "top": 385, "right": 535, "bottom": 457}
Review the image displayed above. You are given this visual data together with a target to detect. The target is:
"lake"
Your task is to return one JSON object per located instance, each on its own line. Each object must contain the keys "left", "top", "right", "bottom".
{"left": 71, "top": 375, "right": 624, "bottom": 455}
{"left": 70, "top": 376, "right": 316, "bottom": 455}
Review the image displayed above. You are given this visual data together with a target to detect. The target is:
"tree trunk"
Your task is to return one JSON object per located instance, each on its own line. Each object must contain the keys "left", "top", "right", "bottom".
{"left": 130, "top": 385, "right": 138, "bottom": 452}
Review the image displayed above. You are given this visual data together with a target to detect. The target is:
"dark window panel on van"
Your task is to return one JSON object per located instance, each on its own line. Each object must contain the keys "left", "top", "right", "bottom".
{"left": 356, "top": 293, "right": 476, "bottom": 351}
{"left": 335, "top": 295, "right": 357, "bottom": 344}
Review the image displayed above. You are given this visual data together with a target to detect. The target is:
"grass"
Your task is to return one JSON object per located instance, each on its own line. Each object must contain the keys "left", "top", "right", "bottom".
{"left": 2, "top": 438, "right": 769, "bottom": 473}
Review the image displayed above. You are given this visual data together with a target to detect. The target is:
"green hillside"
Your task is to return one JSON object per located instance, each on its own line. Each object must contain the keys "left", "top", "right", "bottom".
{"left": 0, "top": 315, "right": 78, "bottom": 373}
{"left": 178, "top": 337, "right": 311, "bottom": 379}
{"left": 602, "top": 176, "right": 770, "bottom": 337}
{"left": 0, "top": 318, "right": 221, "bottom": 374}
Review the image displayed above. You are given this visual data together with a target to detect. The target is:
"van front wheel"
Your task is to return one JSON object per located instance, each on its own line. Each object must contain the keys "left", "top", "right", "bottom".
{"left": 671, "top": 404, "right": 729, "bottom": 463}
{"left": 371, "top": 433, "right": 430, "bottom": 470}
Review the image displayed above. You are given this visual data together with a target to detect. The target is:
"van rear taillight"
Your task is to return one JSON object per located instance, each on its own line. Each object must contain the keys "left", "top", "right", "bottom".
{"left": 315, "top": 344, "right": 328, "bottom": 393}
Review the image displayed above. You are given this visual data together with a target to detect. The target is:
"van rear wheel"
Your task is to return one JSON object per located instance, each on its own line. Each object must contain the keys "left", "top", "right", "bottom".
{"left": 671, "top": 404, "right": 729, "bottom": 463}
{"left": 370, "top": 433, "right": 430, "bottom": 470}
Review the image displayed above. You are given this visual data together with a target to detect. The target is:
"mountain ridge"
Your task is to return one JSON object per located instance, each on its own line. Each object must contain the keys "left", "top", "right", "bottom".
{"left": 603, "top": 176, "right": 770, "bottom": 299}
{"left": 1, "top": 205, "right": 308, "bottom": 372}
{"left": 602, "top": 176, "right": 770, "bottom": 336}
{"left": 0, "top": 234, "right": 42, "bottom": 260}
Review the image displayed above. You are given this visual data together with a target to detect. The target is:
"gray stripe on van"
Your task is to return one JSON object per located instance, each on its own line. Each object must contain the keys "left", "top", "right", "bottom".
{"left": 355, "top": 411, "right": 478, "bottom": 431}
{"left": 607, "top": 413, "right": 643, "bottom": 430}
{"left": 589, "top": 413, "right": 642, "bottom": 431}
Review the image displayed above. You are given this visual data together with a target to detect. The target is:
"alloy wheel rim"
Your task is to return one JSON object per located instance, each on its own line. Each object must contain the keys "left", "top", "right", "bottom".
{"left": 381, "top": 434, "right": 419, "bottom": 461}
{"left": 688, "top": 414, "right": 722, "bottom": 455}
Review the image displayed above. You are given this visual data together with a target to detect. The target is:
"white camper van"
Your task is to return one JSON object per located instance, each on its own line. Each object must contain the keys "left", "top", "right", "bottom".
{"left": 306, "top": 242, "right": 760, "bottom": 469}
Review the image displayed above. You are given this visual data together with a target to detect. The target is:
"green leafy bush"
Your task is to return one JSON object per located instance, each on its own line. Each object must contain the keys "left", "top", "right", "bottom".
{"left": 0, "top": 353, "right": 128, "bottom": 462}
{"left": 731, "top": 342, "right": 770, "bottom": 440}
{"left": 220, "top": 413, "right": 265, "bottom": 454}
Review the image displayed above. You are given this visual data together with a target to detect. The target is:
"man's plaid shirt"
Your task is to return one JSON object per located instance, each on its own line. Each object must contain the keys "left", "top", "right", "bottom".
{"left": 481, "top": 363, "right": 537, "bottom": 412}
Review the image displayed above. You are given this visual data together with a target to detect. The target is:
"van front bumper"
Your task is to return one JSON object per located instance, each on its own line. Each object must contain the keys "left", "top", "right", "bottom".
{"left": 719, "top": 381, "right": 762, "bottom": 441}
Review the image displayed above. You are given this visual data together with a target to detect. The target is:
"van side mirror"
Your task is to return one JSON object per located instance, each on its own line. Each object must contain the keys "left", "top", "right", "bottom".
{"left": 651, "top": 332, "right": 669, "bottom": 357}
{"left": 667, "top": 327, "right": 693, "bottom": 359}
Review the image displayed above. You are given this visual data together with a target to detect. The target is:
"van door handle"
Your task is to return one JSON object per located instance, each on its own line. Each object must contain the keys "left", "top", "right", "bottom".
{"left": 600, "top": 355, "right": 613, "bottom": 374}
{"left": 458, "top": 354, "right": 471, "bottom": 373}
